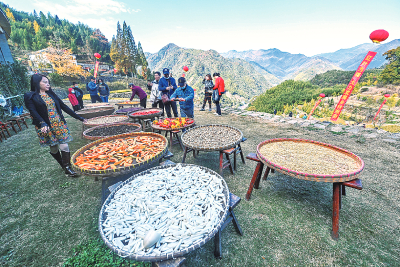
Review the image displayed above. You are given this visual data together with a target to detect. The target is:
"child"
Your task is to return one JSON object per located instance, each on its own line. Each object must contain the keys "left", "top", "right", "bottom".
{"left": 68, "top": 88, "right": 80, "bottom": 112}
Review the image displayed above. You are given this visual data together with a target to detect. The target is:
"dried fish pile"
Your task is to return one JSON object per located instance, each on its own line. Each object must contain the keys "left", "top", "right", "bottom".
{"left": 100, "top": 164, "right": 228, "bottom": 257}
{"left": 86, "top": 115, "right": 128, "bottom": 126}
{"left": 85, "top": 124, "right": 140, "bottom": 137}
{"left": 182, "top": 125, "right": 242, "bottom": 150}
{"left": 259, "top": 141, "right": 360, "bottom": 175}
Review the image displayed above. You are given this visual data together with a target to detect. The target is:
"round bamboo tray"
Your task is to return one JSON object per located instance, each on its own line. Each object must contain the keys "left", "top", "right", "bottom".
{"left": 76, "top": 106, "right": 115, "bottom": 119}
{"left": 181, "top": 125, "right": 243, "bottom": 151}
{"left": 82, "top": 122, "right": 142, "bottom": 141}
{"left": 116, "top": 101, "right": 140, "bottom": 106}
{"left": 99, "top": 163, "right": 230, "bottom": 262}
{"left": 83, "top": 115, "right": 129, "bottom": 128}
{"left": 128, "top": 108, "right": 163, "bottom": 120}
{"left": 151, "top": 118, "right": 195, "bottom": 132}
{"left": 256, "top": 138, "right": 364, "bottom": 182}
{"left": 115, "top": 107, "right": 143, "bottom": 115}
{"left": 71, "top": 132, "right": 168, "bottom": 176}
{"left": 85, "top": 103, "right": 111, "bottom": 108}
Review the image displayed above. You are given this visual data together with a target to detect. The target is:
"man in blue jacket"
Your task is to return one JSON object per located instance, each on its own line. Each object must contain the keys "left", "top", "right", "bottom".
{"left": 170, "top": 77, "right": 194, "bottom": 118}
{"left": 87, "top": 77, "right": 102, "bottom": 103}
{"left": 158, "top": 68, "right": 178, "bottom": 118}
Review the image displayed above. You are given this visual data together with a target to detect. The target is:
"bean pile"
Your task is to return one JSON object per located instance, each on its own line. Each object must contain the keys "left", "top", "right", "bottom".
{"left": 182, "top": 125, "right": 242, "bottom": 150}
{"left": 85, "top": 124, "right": 140, "bottom": 137}
{"left": 259, "top": 141, "right": 361, "bottom": 175}
{"left": 85, "top": 115, "right": 128, "bottom": 126}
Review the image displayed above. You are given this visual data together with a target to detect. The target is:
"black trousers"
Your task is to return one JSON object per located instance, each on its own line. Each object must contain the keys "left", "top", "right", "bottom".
{"left": 202, "top": 92, "right": 212, "bottom": 109}
{"left": 77, "top": 98, "right": 84, "bottom": 109}
{"left": 140, "top": 98, "right": 147, "bottom": 108}
{"left": 90, "top": 95, "right": 102, "bottom": 103}
{"left": 73, "top": 105, "right": 80, "bottom": 112}
{"left": 164, "top": 101, "right": 178, "bottom": 118}
{"left": 152, "top": 100, "right": 164, "bottom": 116}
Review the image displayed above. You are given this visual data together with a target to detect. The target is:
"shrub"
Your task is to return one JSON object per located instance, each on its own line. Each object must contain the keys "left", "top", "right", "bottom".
{"left": 48, "top": 72, "right": 63, "bottom": 86}
{"left": 361, "top": 87, "right": 369, "bottom": 92}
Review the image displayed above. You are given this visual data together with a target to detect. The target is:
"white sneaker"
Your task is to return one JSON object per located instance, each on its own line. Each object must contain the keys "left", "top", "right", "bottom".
{"left": 213, "top": 113, "right": 218, "bottom": 115}
{"left": 215, "top": 114, "right": 221, "bottom": 116}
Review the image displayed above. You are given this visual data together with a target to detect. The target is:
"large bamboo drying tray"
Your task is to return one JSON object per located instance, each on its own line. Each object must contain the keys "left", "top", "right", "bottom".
{"left": 181, "top": 125, "right": 243, "bottom": 151}
{"left": 256, "top": 138, "right": 364, "bottom": 182}
{"left": 71, "top": 132, "right": 168, "bottom": 176}
{"left": 99, "top": 163, "right": 230, "bottom": 262}
{"left": 128, "top": 108, "right": 163, "bottom": 120}
{"left": 151, "top": 118, "right": 195, "bottom": 132}
{"left": 83, "top": 115, "right": 129, "bottom": 128}
{"left": 115, "top": 107, "right": 143, "bottom": 115}
{"left": 82, "top": 122, "right": 142, "bottom": 141}
{"left": 76, "top": 106, "right": 115, "bottom": 119}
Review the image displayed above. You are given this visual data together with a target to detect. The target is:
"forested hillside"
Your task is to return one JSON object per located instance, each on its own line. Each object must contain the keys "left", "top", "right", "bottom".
{"left": 1, "top": 2, "right": 110, "bottom": 62}
{"left": 146, "top": 44, "right": 274, "bottom": 107}
{"left": 310, "top": 69, "right": 383, "bottom": 88}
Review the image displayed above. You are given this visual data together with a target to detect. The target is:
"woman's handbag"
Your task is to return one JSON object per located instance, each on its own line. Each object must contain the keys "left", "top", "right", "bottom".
{"left": 161, "top": 94, "right": 170, "bottom": 103}
{"left": 212, "top": 89, "right": 220, "bottom": 103}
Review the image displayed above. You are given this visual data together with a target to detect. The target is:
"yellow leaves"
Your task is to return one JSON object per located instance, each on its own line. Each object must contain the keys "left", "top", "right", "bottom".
{"left": 33, "top": 20, "right": 40, "bottom": 34}
{"left": 45, "top": 47, "right": 89, "bottom": 78}
{"left": 5, "top": 8, "right": 15, "bottom": 22}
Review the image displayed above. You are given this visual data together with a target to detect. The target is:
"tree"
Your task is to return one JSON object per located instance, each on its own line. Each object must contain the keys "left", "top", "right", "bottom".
{"left": 386, "top": 95, "right": 396, "bottom": 110}
{"left": 33, "top": 20, "right": 40, "bottom": 33}
{"left": 45, "top": 47, "right": 89, "bottom": 78}
{"left": 137, "top": 42, "right": 148, "bottom": 79}
{"left": 5, "top": 8, "right": 15, "bottom": 22}
{"left": 378, "top": 46, "right": 400, "bottom": 85}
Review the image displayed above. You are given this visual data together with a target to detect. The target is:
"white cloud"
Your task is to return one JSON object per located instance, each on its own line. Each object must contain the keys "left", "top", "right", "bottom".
{"left": 32, "top": 0, "right": 139, "bottom": 16}
{"left": 29, "top": 0, "right": 139, "bottom": 39}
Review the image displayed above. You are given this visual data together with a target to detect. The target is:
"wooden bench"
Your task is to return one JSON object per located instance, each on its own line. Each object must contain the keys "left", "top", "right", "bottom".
{"left": 245, "top": 153, "right": 274, "bottom": 200}
{"left": 221, "top": 137, "right": 247, "bottom": 172}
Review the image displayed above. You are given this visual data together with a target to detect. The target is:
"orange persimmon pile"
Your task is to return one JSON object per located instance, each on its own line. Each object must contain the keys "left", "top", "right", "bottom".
{"left": 153, "top": 117, "right": 194, "bottom": 129}
{"left": 74, "top": 136, "right": 165, "bottom": 170}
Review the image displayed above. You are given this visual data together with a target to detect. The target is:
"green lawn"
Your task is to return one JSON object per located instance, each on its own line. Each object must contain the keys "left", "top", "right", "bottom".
{"left": 1, "top": 109, "right": 399, "bottom": 266}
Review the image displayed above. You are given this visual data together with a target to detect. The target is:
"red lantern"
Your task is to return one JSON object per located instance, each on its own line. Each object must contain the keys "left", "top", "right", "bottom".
{"left": 94, "top": 53, "right": 101, "bottom": 59}
{"left": 113, "top": 68, "right": 117, "bottom": 74}
{"left": 183, "top": 66, "right": 189, "bottom": 72}
{"left": 319, "top": 93, "right": 325, "bottom": 98}
{"left": 384, "top": 94, "right": 390, "bottom": 98}
{"left": 369, "top": 29, "right": 389, "bottom": 44}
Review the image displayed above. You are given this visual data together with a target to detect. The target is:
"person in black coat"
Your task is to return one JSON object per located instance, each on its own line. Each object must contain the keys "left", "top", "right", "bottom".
{"left": 72, "top": 82, "right": 84, "bottom": 109}
{"left": 24, "top": 74, "right": 85, "bottom": 177}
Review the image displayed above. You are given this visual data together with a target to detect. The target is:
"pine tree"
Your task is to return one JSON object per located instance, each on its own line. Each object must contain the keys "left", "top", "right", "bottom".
{"left": 137, "top": 42, "right": 149, "bottom": 79}
{"left": 5, "top": 8, "right": 16, "bottom": 22}
{"left": 125, "top": 25, "right": 138, "bottom": 75}
{"left": 39, "top": 11, "right": 46, "bottom": 26}
{"left": 33, "top": 10, "right": 38, "bottom": 18}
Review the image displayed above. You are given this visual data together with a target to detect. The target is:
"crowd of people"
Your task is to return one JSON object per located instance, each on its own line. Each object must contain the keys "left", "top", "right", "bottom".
{"left": 146, "top": 68, "right": 225, "bottom": 119}
{"left": 24, "top": 70, "right": 225, "bottom": 177}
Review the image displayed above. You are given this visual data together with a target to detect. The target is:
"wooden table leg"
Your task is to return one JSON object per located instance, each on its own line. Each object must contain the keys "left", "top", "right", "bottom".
{"left": 254, "top": 163, "right": 264, "bottom": 189}
{"left": 182, "top": 147, "right": 188, "bottom": 163}
{"left": 169, "top": 131, "right": 173, "bottom": 150}
{"left": 332, "top": 182, "right": 341, "bottom": 240}
{"left": 246, "top": 162, "right": 264, "bottom": 200}
{"left": 219, "top": 151, "right": 224, "bottom": 176}
{"left": 262, "top": 166, "right": 271, "bottom": 180}
{"left": 214, "top": 230, "right": 222, "bottom": 258}
{"left": 14, "top": 120, "right": 22, "bottom": 131}
{"left": 8, "top": 122, "right": 17, "bottom": 133}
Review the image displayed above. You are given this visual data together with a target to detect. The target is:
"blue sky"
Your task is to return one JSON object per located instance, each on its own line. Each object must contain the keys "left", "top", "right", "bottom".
{"left": 3, "top": 0, "right": 400, "bottom": 56}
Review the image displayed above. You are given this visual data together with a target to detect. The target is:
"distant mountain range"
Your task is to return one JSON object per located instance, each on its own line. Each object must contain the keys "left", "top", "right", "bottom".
{"left": 315, "top": 39, "right": 400, "bottom": 70}
{"left": 146, "top": 43, "right": 275, "bottom": 106}
{"left": 221, "top": 39, "right": 400, "bottom": 81}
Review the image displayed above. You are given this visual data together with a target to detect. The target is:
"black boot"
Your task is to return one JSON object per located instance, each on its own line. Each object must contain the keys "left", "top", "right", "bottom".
{"left": 61, "top": 151, "right": 78, "bottom": 177}
{"left": 50, "top": 151, "right": 63, "bottom": 167}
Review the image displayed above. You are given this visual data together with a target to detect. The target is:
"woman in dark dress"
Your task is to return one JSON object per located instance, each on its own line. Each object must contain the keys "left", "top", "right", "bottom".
{"left": 24, "top": 74, "right": 85, "bottom": 177}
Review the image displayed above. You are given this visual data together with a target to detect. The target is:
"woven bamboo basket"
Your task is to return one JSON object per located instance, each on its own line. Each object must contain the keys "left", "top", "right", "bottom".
{"left": 151, "top": 118, "right": 195, "bottom": 132}
{"left": 98, "top": 163, "right": 230, "bottom": 262}
{"left": 181, "top": 124, "right": 243, "bottom": 151}
{"left": 82, "top": 122, "right": 142, "bottom": 141}
{"left": 128, "top": 108, "right": 163, "bottom": 120}
{"left": 76, "top": 106, "right": 115, "bottom": 119}
{"left": 115, "top": 107, "right": 143, "bottom": 115}
{"left": 71, "top": 132, "right": 168, "bottom": 176}
{"left": 256, "top": 138, "right": 364, "bottom": 183}
{"left": 83, "top": 115, "right": 129, "bottom": 128}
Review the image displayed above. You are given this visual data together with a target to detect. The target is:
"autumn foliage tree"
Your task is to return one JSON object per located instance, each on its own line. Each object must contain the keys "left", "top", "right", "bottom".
{"left": 45, "top": 47, "right": 88, "bottom": 79}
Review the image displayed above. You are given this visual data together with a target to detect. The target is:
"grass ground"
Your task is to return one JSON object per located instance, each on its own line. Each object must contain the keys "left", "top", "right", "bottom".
{"left": 1, "top": 107, "right": 399, "bottom": 266}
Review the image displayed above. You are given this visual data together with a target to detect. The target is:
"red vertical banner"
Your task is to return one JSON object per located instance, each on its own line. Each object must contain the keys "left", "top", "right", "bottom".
{"left": 330, "top": 51, "right": 377, "bottom": 121}
{"left": 307, "top": 98, "right": 323, "bottom": 120}
{"left": 93, "top": 61, "right": 100, "bottom": 79}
